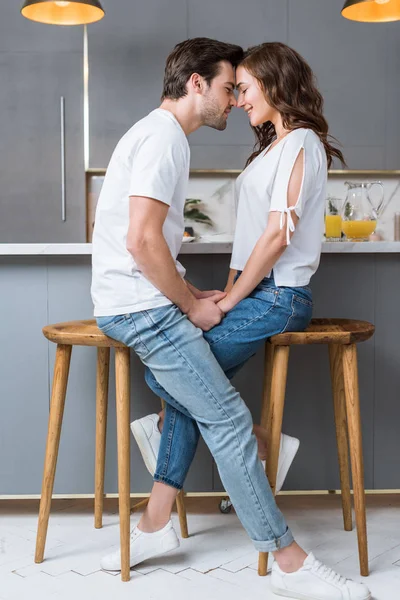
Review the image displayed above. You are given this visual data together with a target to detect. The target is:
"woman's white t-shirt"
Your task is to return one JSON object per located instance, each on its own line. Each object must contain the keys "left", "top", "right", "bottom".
{"left": 230, "top": 128, "right": 327, "bottom": 287}
{"left": 91, "top": 109, "right": 190, "bottom": 317}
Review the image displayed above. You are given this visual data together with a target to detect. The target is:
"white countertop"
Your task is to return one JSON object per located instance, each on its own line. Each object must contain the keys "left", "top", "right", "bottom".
{"left": 2, "top": 240, "right": 400, "bottom": 255}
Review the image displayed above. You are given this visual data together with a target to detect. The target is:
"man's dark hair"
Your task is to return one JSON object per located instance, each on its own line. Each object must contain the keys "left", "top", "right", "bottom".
{"left": 161, "top": 38, "right": 244, "bottom": 100}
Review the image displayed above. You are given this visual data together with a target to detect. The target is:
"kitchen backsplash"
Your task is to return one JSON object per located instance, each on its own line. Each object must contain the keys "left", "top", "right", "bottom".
{"left": 87, "top": 172, "right": 400, "bottom": 243}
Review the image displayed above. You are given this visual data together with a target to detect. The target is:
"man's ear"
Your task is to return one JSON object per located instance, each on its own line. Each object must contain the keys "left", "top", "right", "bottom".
{"left": 189, "top": 72, "right": 204, "bottom": 95}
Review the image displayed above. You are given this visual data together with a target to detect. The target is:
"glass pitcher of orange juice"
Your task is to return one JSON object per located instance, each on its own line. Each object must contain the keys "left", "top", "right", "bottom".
{"left": 341, "top": 181, "right": 384, "bottom": 241}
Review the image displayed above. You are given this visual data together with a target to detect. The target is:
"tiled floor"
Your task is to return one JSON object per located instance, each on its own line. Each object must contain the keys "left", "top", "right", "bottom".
{"left": 1, "top": 494, "right": 400, "bottom": 599}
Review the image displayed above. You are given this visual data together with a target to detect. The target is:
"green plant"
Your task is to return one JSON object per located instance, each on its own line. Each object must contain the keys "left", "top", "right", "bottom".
{"left": 184, "top": 198, "right": 213, "bottom": 227}
{"left": 344, "top": 201, "right": 352, "bottom": 219}
{"left": 328, "top": 199, "right": 339, "bottom": 215}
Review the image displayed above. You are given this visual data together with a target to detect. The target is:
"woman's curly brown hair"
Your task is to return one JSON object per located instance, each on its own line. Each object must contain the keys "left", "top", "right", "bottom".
{"left": 241, "top": 42, "right": 346, "bottom": 169}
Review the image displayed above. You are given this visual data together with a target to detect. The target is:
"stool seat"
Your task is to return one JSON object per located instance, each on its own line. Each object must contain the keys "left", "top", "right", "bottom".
{"left": 270, "top": 318, "right": 375, "bottom": 346}
{"left": 42, "top": 319, "right": 126, "bottom": 348}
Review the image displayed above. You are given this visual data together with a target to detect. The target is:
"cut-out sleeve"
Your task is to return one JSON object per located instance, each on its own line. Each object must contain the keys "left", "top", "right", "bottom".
{"left": 269, "top": 130, "right": 309, "bottom": 245}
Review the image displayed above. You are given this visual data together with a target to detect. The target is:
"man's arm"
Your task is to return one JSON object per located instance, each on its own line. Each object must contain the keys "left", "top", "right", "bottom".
{"left": 127, "top": 195, "right": 224, "bottom": 331}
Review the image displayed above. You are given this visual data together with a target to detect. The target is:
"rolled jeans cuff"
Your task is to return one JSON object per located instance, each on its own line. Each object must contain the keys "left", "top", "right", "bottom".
{"left": 251, "top": 526, "right": 294, "bottom": 553}
{"left": 153, "top": 472, "right": 183, "bottom": 491}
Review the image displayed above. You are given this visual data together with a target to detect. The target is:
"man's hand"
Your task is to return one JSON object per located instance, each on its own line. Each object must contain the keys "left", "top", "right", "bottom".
{"left": 187, "top": 298, "right": 224, "bottom": 331}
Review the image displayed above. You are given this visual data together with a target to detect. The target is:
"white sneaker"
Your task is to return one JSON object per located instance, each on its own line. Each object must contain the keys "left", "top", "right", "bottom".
{"left": 100, "top": 520, "right": 179, "bottom": 571}
{"left": 130, "top": 414, "right": 161, "bottom": 476}
{"left": 271, "top": 552, "right": 371, "bottom": 600}
{"left": 262, "top": 433, "right": 300, "bottom": 493}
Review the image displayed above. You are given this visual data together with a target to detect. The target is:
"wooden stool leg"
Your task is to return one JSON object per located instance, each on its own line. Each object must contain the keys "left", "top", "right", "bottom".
{"left": 159, "top": 397, "right": 190, "bottom": 539}
{"left": 342, "top": 344, "right": 369, "bottom": 577}
{"left": 35, "top": 344, "right": 72, "bottom": 563}
{"left": 115, "top": 347, "right": 131, "bottom": 582}
{"left": 175, "top": 490, "right": 189, "bottom": 538}
{"left": 328, "top": 344, "right": 352, "bottom": 532}
{"left": 95, "top": 347, "right": 110, "bottom": 529}
{"left": 260, "top": 343, "right": 275, "bottom": 429}
{"left": 258, "top": 345, "right": 290, "bottom": 577}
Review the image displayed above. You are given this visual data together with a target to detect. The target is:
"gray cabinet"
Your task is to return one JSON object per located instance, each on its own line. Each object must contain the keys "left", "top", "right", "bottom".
{"left": 0, "top": 1, "right": 83, "bottom": 53}
{"left": 288, "top": 0, "right": 396, "bottom": 170}
{"left": 87, "top": 0, "right": 399, "bottom": 171}
{"left": 0, "top": 258, "right": 49, "bottom": 495}
{"left": 187, "top": 0, "right": 287, "bottom": 169}
{"left": 0, "top": 51, "right": 85, "bottom": 242}
{"left": 88, "top": 0, "right": 187, "bottom": 168}
{"left": 0, "top": 3, "right": 85, "bottom": 243}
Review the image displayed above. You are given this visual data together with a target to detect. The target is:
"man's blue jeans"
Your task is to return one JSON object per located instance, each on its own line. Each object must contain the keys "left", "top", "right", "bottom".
{"left": 97, "top": 274, "right": 312, "bottom": 552}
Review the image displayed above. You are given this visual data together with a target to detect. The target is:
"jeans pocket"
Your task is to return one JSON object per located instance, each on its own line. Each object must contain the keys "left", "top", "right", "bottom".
{"left": 282, "top": 295, "right": 313, "bottom": 333}
{"left": 97, "top": 314, "right": 127, "bottom": 333}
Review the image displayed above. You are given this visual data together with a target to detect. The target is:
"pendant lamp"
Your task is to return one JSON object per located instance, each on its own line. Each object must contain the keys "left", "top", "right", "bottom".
{"left": 21, "top": 0, "right": 105, "bottom": 25}
{"left": 342, "top": 0, "right": 400, "bottom": 22}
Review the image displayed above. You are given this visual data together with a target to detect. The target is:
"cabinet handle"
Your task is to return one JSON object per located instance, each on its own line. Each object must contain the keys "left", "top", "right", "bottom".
{"left": 60, "top": 96, "right": 66, "bottom": 222}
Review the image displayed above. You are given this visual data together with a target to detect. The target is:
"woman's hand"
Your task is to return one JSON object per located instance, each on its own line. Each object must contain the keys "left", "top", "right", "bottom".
{"left": 217, "top": 294, "right": 234, "bottom": 315}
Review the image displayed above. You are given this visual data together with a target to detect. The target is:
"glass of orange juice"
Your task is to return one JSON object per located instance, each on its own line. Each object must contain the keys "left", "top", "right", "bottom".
{"left": 325, "top": 197, "right": 342, "bottom": 241}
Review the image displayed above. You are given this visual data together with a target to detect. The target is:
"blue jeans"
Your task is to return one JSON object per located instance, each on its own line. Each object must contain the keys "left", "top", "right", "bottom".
{"left": 146, "top": 273, "right": 312, "bottom": 490}
{"left": 97, "top": 274, "right": 311, "bottom": 552}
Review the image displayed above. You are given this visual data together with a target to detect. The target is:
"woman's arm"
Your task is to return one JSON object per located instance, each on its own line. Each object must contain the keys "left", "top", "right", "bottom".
{"left": 218, "top": 149, "right": 304, "bottom": 313}
{"left": 224, "top": 269, "right": 237, "bottom": 293}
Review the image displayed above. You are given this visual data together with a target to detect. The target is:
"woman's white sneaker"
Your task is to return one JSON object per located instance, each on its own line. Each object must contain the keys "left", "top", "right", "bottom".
{"left": 261, "top": 433, "right": 300, "bottom": 493}
{"left": 130, "top": 414, "right": 161, "bottom": 476}
{"left": 271, "top": 552, "right": 371, "bottom": 600}
{"left": 100, "top": 520, "right": 179, "bottom": 571}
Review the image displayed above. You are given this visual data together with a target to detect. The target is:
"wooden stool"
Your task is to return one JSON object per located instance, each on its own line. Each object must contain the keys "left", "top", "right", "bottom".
{"left": 258, "top": 318, "right": 374, "bottom": 578}
{"left": 34, "top": 319, "right": 188, "bottom": 582}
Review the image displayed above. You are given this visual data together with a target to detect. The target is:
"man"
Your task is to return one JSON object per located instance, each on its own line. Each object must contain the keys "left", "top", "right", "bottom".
{"left": 91, "top": 38, "right": 370, "bottom": 600}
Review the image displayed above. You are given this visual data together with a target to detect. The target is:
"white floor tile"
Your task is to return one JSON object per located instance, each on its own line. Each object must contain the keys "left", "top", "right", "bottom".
{"left": 1, "top": 495, "right": 399, "bottom": 599}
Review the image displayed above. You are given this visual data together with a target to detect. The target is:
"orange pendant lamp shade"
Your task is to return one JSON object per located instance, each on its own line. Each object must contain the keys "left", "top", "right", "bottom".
{"left": 21, "top": 0, "right": 105, "bottom": 26}
{"left": 342, "top": 0, "right": 400, "bottom": 23}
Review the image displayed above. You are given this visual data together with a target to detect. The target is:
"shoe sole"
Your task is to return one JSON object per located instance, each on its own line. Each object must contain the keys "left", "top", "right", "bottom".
{"left": 276, "top": 437, "right": 300, "bottom": 494}
{"left": 271, "top": 584, "right": 371, "bottom": 600}
{"left": 130, "top": 420, "right": 157, "bottom": 476}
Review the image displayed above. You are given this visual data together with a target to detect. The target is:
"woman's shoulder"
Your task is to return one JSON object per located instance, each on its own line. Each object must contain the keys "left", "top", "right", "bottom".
{"left": 283, "top": 128, "right": 326, "bottom": 173}
{"left": 287, "top": 127, "right": 320, "bottom": 145}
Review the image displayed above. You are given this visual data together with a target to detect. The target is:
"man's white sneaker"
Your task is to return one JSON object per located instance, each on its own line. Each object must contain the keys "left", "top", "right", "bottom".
{"left": 271, "top": 552, "right": 371, "bottom": 600}
{"left": 130, "top": 414, "right": 161, "bottom": 476}
{"left": 100, "top": 520, "right": 179, "bottom": 571}
{"left": 262, "top": 433, "right": 300, "bottom": 493}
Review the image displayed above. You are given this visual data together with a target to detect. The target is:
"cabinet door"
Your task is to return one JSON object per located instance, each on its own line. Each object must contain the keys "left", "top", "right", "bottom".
{"left": 288, "top": 0, "right": 389, "bottom": 170}
{"left": 1, "top": 0, "right": 83, "bottom": 53}
{"left": 187, "top": 0, "right": 288, "bottom": 170}
{"left": 0, "top": 50, "right": 85, "bottom": 242}
{"left": 0, "top": 258, "right": 49, "bottom": 495}
{"left": 88, "top": 0, "right": 187, "bottom": 167}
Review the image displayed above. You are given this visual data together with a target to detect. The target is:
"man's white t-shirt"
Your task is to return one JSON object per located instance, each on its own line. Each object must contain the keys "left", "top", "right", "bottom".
{"left": 230, "top": 128, "right": 327, "bottom": 287}
{"left": 91, "top": 109, "right": 190, "bottom": 317}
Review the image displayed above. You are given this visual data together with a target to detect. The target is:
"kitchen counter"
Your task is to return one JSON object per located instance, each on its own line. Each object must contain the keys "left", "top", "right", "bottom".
{"left": 2, "top": 241, "right": 400, "bottom": 255}
{"left": 1, "top": 241, "right": 400, "bottom": 497}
